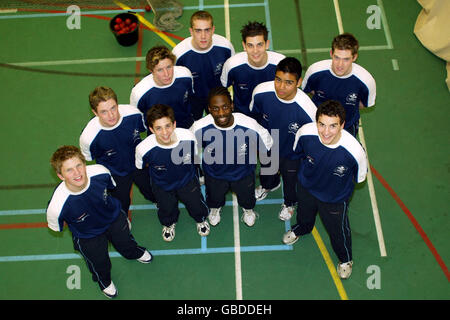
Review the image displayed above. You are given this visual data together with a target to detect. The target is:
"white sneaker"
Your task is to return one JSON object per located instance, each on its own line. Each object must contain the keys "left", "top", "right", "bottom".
{"left": 102, "top": 281, "right": 118, "bottom": 299}
{"left": 282, "top": 230, "right": 300, "bottom": 245}
{"left": 337, "top": 261, "right": 353, "bottom": 279}
{"left": 162, "top": 223, "right": 176, "bottom": 242}
{"left": 197, "top": 220, "right": 210, "bottom": 236}
{"left": 137, "top": 250, "right": 153, "bottom": 263}
{"left": 279, "top": 204, "right": 295, "bottom": 221}
{"left": 254, "top": 182, "right": 281, "bottom": 201}
{"left": 208, "top": 207, "right": 222, "bottom": 226}
{"left": 241, "top": 208, "right": 257, "bottom": 227}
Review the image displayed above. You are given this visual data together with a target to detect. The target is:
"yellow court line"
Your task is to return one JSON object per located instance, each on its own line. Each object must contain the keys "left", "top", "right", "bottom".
{"left": 113, "top": 1, "right": 177, "bottom": 48}
{"left": 0, "top": 9, "right": 18, "bottom": 13}
{"left": 311, "top": 227, "right": 349, "bottom": 300}
{"left": 224, "top": 0, "right": 231, "bottom": 40}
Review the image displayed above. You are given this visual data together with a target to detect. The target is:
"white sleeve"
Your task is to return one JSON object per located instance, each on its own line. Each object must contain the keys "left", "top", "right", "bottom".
{"left": 228, "top": 39, "right": 235, "bottom": 56}
{"left": 341, "top": 132, "right": 369, "bottom": 183}
{"left": 46, "top": 184, "right": 68, "bottom": 232}
{"left": 46, "top": 205, "right": 63, "bottom": 232}
{"left": 258, "top": 125, "right": 273, "bottom": 151}
{"left": 129, "top": 86, "right": 139, "bottom": 107}
{"left": 293, "top": 126, "right": 303, "bottom": 152}
{"left": 356, "top": 149, "right": 368, "bottom": 183}
{"left": 79, "top": 134, "right": 92, "bottom": 161}
{"left": 79, "top": 120, "right": 99, "bottom": 161}
{"left": 248, "top": 84, "right": 262, "bottom": 112}
{"left": 301, "top": 67, "right": 312, "bottom": 91}
{"left": 352, "top": 64, "right": 376, "bottom": 107}
{"left": 220, "top": 58, "right": 231, "bottom": 87}
{"left": 366, "top": 76, "right": 376, "bottom": 107}
{"left": 135, "top": 143, "right": 144, "bottom": 169}
{"left": 129, "top": 74, "right": 154, "bottom": 107}
{"left": 293, "top": 122, "right": 316, "bottom": 152}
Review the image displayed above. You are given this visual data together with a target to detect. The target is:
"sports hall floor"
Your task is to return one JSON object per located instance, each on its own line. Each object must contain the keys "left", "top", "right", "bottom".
{"left": 0, "top": 0, "right": 448, "bottom": 303}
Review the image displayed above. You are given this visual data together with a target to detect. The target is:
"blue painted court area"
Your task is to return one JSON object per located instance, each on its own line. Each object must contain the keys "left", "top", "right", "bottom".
{"left": 0, "top": 198, "right": 292, "bottom": 263}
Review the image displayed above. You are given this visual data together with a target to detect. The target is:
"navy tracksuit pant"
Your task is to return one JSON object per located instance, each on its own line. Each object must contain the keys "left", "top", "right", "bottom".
{"left": 291, "top": 183, "right": 353, "bottom": 263}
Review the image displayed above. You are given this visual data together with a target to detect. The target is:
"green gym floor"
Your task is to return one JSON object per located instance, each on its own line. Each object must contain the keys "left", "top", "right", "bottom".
{"left": 0, "top": 0, "right": 449, "bottom": 303}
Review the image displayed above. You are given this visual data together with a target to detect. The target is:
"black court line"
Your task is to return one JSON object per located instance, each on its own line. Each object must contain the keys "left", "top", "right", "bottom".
{"left": 294, "top": 0, "right": 308, "bottom": 68}
{"left": 0, "top": 183, "right": 57, "bottom": 190}
{"left": 0, "top": 63, "right": 145, "bottom": 78}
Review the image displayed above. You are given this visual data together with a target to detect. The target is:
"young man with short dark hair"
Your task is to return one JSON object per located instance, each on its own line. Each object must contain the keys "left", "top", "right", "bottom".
{"left": 250, "top": 57, "right": 317, "bottom": 221}
{"left": 283, "top": 100, "right": 368, "bottom": 279}
{"left": 220, "top": 21, "right": 285, "bottom": 117}
{"left": 135, "top": 104, "right": 210, "bottom": 242}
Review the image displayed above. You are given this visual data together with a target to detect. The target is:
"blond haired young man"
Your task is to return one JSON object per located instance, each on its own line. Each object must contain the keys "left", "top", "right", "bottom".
{"left": 46, "top": 145, "right": 152, "bottom": 299}
{"left": 130, "top": 45, "right": 195, "bottom": 130}
{"left": 301, "top": 33, "right": 376, "bottom": 137}
{"left": 80, "top": 86, "right": 155, "bottom": 214}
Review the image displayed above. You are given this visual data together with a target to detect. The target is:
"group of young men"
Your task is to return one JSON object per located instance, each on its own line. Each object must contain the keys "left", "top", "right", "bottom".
{"left": 46, "top": 10, "right": 376, "bottom": 299}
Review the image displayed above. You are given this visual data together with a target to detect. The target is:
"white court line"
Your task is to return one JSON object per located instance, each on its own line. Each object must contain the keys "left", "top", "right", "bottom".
{"left": 333, "top": 0, "right": 393, "bottom": 50}
{"left": 392, "top": 59, "right": 399, "bottom": 71}
{"left": 377, "top": 0, "right": 394, "bottom": 49}
{"left": 232, "top": 194, "right": 243, "bottom": 300}
{"left": 0, "top": 199, "right": 285, "bottom": 217}
{"left": 278, "top": 44, "right": 392, "bottom": 55}
{"left": 358, "top": 122, "right": 387, "bottom": 257}
{"left": 333, "top": 0, "right": 387, "bottom": 257}
{"left": 223, "top": 0, "right": 242, "bottom": 300}
{"left": 264, "top": 0, "right": 274, "bottom": 51}
{"left": 224, "top": 0, "right": 231, "bottom": 41}
{"left": 0, "top": 244, "right": 292, "bottom": 263}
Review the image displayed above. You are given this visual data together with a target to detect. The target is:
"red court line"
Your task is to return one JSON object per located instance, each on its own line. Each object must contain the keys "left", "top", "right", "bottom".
{"left": 15, "top": 1, "right": 138, "bottom": 11}
{"left": 370, "top": 164, "right": 450, "bottom": 282}
{"left": 134, "top": 11, "right": 144, "bottom": 85}
{"left": 0, "top": 222, "right": 47, "bottom": 230}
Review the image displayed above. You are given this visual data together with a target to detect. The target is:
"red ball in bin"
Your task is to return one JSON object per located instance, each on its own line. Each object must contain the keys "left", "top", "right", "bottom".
{"left": 110, "top": 12, "right": 139, "bottom": 46}
{"left": 112, "top": 15, "right": 139, "bottom": 34}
